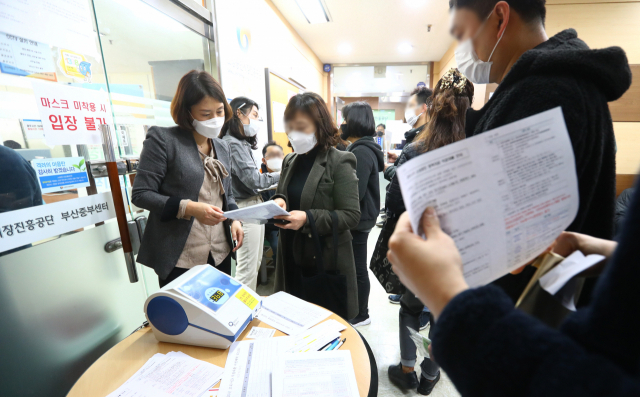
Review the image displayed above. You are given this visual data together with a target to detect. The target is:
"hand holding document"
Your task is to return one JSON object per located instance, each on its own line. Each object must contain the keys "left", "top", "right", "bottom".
{"left": 224, "top": 201, "right": 289, "bottom": 222}
{"left": 272, "top": 351, "right": 360, "bottom": 397}
{"left": 107, "top": 351, "right": 224, "bottom": 397}
{"left": 257, "top": 292, "right": 331, "bottom": 335}
{"left": 397, "top": 107, "right": 579, "bottom": 287}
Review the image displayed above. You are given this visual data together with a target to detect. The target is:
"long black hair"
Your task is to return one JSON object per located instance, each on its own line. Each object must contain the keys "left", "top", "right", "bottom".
{"left": 219, "top": 96, "right": 259, "bottom": 150}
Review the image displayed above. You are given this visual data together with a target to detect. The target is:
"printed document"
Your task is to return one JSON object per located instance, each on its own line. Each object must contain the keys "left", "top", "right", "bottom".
{"left": 396, "top": 107, "right": 579, "bottom": 287}
{"left": 272, "top": 351, "right": 359, "bottom": 397}
{"left": 218, "top": 337, "right": 292, "bottom": 397}
{"left": 257, "top": 292, "right": 331, "bottom": 335}
{"left": 106, "top": 352, "right": 224, "bottom": 397}
{"left": 284, "top": 319, "right": 346, "bottom": 353}
{"left": 224, "top": 200, "right": 289, "bottom": 221}
{"left": 246, "top": 326, "right": 276, "bottom": 339}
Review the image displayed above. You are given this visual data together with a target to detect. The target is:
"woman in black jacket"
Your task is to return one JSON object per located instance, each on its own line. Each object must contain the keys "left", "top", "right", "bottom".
{"left": 384, "top": 69, "right": 474, "bottom": 395}
{"left": 340, "top": 102, "right": 384, "bottom": 327}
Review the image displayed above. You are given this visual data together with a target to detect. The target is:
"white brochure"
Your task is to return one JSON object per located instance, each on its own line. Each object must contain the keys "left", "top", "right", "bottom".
{"left": 397, "top": 107, "right": 579, "bottom": 287}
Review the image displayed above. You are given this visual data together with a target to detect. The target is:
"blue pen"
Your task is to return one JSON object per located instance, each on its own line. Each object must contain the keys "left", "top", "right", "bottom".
{"left": 326, "top": 338, "right": 341, "bottom": 351}
{"left": 321, "top": 337, "right": 340, "bottom": 351}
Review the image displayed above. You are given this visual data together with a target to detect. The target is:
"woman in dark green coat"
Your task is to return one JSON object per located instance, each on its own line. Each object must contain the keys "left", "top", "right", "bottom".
{"left": 272, "top": 92, "right": 361, "bottom": 319}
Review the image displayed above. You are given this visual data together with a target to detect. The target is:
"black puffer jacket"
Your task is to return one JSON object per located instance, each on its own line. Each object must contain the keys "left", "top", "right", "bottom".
{"left": 347, "top": 136, "right": 384, "bottom": 231}
{"left": 615, "top": 188, "right": 635, "bottom": 237}
{"left": 383, "top": 124, "right": 425, "bottom": 182}
{"left": 385, "top": 141, "right": 424, "bottom": 219}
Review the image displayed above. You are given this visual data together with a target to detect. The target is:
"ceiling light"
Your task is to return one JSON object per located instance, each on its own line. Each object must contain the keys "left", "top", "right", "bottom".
{"left": 398, "top": 43, "right": 413, "bottom": 54}
{"left": 295, "top": 0, "right": 330, "bottom": 24}
{"left": 338, "top": 43, "right": 352, "bottom": 54}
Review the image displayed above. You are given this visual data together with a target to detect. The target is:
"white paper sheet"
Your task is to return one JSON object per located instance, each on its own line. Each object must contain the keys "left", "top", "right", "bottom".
{"left": 539, "top": 251, "right": 605, "bottom": 310}
{"left": 272, "top": 351, "right": 359, "bottom": 397}
{"left": 107, "top": 352, "right": 224, "bottom": 397}
{"left": 246, "top": 326, "right": 276, "bottom": 339}
{"left": 284, "top": 319, "right": 346, "bottom": 353}
{"left": 396, "top": 107, "right": 579, "bottom": 287}
{"left": 218, "top": 337, "right": 292, "bottom": 397}
{"left": 224, "top": 200, "right": 289, "bottom": 221}
{"left": 257, "top": 292, "right": 331, "bottom": 335}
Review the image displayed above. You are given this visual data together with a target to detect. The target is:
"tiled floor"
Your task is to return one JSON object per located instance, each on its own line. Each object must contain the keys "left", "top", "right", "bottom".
{"left": 257, "top": 175, "right": 461, "bottom": 397}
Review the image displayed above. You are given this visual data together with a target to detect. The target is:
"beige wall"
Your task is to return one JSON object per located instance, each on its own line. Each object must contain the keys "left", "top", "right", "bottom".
{"left": 433, "top": 0, "right": 640, "bottom": 174}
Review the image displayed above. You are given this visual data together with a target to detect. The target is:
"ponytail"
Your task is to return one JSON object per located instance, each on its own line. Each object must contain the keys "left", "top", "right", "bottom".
{"left": 218, "top": 96, "right": 259, "bottom": 150}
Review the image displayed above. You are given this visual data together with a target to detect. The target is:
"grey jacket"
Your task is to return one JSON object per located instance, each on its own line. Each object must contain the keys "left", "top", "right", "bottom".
{"left": 131, "top": 126, "right": 238, "bottom": 280}
{"left": 272, "top": 148, "right": 361, "bottom": 319}
{"left": 221, "top": 135, "right": 279, "bottom": 200}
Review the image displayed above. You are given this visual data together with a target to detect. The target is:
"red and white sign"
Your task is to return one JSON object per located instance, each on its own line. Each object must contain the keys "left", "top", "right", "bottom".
{"left": 32, "top": 81, "right": 114, "bottom": 146}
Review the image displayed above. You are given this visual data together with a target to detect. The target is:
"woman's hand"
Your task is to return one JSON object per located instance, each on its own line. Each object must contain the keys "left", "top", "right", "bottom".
{"left": 185, "top": 202, "right": 226, "bottom": 226}
{"left": 387, "top": 152, "right": 398, "bottom": 163}
{"left": 387, "top": 208, "right": 468, "bottom": 320}
{"left": 273, "top": 198, "right": 287, "bottom": 210}
{"left": 274, "top": 210, "right": 307, "bottom": 230}
{"left": 231, "top": 220, "right": 244, "bottom": 252}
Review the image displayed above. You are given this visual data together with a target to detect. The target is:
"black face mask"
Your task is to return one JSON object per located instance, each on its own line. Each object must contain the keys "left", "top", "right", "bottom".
{"left": 340, "top": 124, "right": 349, "bottom": 141}
{"left": 376, "top": 131, "right": 384, "bottom": 137}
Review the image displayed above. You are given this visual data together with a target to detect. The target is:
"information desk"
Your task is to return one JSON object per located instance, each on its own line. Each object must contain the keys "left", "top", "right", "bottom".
{"left": 67, "top": 312, "right": 371, "bottom": 397}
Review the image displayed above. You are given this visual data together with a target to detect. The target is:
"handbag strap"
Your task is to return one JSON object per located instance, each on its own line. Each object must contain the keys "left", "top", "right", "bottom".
{"left": 304, "top": 210, "right": 340, "bottom": 274}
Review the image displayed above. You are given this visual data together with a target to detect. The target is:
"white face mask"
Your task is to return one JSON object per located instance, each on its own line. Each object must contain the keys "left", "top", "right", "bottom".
{"left": 287, "top": 131, "right": 317, "bottom": 154}
{"left": 454, "top": 10, "right": 507, "bottom": 85}
{"left": 191, "top": 116, "right": 225, "bottom": 139}
{"left": 243, "top": 119, "right": 263, "bottom": 137}
{"left": 404, "top": 107, "right": 423, "bottom": 127}
{"left": 266, "top": 158, "right": 283, "bottom": 172}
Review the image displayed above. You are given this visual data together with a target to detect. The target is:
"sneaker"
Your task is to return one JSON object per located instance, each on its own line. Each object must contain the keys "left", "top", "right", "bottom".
{"left": 388, "top": 363, "right": 419, "bottom": 389}
{"left": 388, "top": 294, "right": 402, "bottom": 304}
{"left": 380, "top": 208, "right": 386, "bottom": 215}
{"left": 376, "top": 219, "right": 385, "bottom": 228}
{"left": 419, "top": 310, "right": 430, "bottom": 331}
{"left": 417, "top": 371, "right": 441, "bottom": 395}
{"left": 349, "top": 314, "right": 371, "bottom": 327}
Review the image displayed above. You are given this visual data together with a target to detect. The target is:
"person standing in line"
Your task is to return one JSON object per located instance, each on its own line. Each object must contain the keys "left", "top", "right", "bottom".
{"left": 385, "top": 69, "right": 474, "bottom": 395}
{"left": 260, "top": 141, "right": 285, "bottom": 268}
{"left": 270, "top": 92, "right": 361, "bottom": 320}
{"left": 132, "top": 70, "right": 243, "bottom": 287}
{"left": 340, "top": 102, "right": 384, "bottom": 327}
{"left": 376, "top": 123, "right": 386, "bottom": 137}
{"left": 448, "top": 0, "right": 630, "bottom": 303}
{"left": 219, "top": 97, "right": 280, "bottom": 291}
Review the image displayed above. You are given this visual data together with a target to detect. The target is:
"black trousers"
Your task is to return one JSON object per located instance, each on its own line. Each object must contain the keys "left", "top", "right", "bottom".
{"left": 399, "top": 290, "right": 440, "bottom": 380}
{"left": 159, "top": 251, "right": 232, "bottom": 288}
{"left": 351, "top": 230, "right": 370, "bottom": 318}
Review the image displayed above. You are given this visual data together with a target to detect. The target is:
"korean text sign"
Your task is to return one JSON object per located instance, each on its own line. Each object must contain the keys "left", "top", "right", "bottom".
{"left": 31, "top": 157, "right": 90, "bottom": 193}
{"left": 0, "top": 192, "right": 116, "bottom": 254}
{"left": 32, "top": 81, "right": 114, "bottom": 146}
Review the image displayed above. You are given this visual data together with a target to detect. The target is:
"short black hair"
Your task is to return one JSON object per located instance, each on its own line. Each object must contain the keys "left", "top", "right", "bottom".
{"left": 3, "top": 140, "right": 22, "bottom": 149}
{"left": 376, "top": 124, "right": 386, "bottom": 129}
{"left": 449, "top": 0, "right": 546, "bottom": 25}
{"left": 262, "top": 141, "right": 282, "bottom": 157}
{"left": 342, "top": 101, "right": 375, "bottom": 138}
{"left": 411, "top": 86, "right": 434, "bottom": 107}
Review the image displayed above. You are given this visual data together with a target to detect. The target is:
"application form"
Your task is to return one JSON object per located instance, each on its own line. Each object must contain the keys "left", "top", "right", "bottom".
{"left": 218, "top": 337, "right": 292, "bottom": 397}
{"left": 257, "top": 292, "right": 331, "bottom": 335}
{"left": 272, "top": 351, "right": 359, "bottom": 397}
{"left": 224, "top": 201, "right": 289, "bottom": 222}
{"left": 396, "top": 107, "right": 579, "bottom": 287}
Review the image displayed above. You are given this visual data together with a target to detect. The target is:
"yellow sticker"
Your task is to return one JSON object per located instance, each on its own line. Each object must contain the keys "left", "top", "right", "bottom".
{"left": 235, "top": 288, "right": 258, "bottom": 310}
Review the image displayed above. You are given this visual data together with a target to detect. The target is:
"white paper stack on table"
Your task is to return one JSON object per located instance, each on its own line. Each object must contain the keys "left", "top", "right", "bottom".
{"left": 223, "top": 200, "right": 289, "bottom": 223}
{"left": 257, "top": 291, "right": 331, "bottom": 335}
{"left": 397, "top": 107, "right": 580, "bottom": 287}
{"left": 106, "top": 351, "right": 224, "bottom": 397}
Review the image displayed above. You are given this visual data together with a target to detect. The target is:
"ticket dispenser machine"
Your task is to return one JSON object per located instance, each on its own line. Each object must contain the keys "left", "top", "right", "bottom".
{"left": 144, "top": 265, "right": 262, "bottom": 349}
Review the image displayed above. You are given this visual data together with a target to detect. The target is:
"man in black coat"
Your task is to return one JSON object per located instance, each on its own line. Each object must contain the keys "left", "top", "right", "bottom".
{"left": 449, "top": 0, "right": 631, "bottom": 302}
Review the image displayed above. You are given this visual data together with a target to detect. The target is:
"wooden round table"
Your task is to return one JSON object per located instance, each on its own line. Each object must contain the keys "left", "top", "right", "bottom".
{"left": 67, "top": 312, "right": 372, "bottom": 397}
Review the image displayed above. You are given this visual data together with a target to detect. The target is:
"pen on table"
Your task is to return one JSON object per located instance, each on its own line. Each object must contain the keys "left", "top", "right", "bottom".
{"left": 326, "top": 338, "right": 341, "bottom": 351}
{"left": 332, "top": 338, "right": 346, "bottom": 351}
{"left": 321, "top": 337, "right": 340, "bottom": 351}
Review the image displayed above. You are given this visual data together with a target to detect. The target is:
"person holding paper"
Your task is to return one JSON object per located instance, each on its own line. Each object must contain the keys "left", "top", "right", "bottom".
{"left": 386, "top": 179, "right": 640, "bottom": 396}
{"left": 270, "top": 92, "right": 361, "bottom": 320}
{"left": 260, "top": 142, "right": 285, "bottom": 267}
{"left": 339, "top": 101, "right": 384, "bottom": 327}
{"left": 132, "top": 70, "right": 243, "bottom": 287}
{"left": 381, "top": 68, "right": 474, "bottom": 395}
{"left": 448, "top": 0, "right": 631, "bottom": 302}
{"left": 220, "top": 97, "right": 280, "bottom": 290}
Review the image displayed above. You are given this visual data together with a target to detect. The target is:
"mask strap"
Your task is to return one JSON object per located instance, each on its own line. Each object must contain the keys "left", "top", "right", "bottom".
{"left": 487, "top": 21, "right": 507, "bottom": 62}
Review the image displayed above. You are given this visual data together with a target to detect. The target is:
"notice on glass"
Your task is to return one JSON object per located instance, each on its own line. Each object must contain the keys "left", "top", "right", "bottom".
{"left": 31, "top": 157, "right": 89, "bottom": 193}
{"left": 0, "top": 32, "right": 57, "bottom": 81}
{"left": 396, "top": 107, "right": 579, "bottom": 287}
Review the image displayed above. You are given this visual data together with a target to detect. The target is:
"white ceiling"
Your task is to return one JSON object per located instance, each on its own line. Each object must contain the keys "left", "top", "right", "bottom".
{"left": 270, "top": 0, "right": 454, "bottom": 64}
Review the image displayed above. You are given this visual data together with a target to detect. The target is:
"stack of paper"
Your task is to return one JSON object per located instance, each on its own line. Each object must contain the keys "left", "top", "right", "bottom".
{"left": 107, "top": 351, "right": 224, "bottom": 397}
{"left": 223, "top": 201, "right": 289, "bottom": 222}
{"left": 272, "top": 351, "right": 360, "bottom": 397}
{"left": 285, "top": 319, "right": 346, "bottom": 353}
{"left": 257, "top": 292, "right": 331, "bottom": 335}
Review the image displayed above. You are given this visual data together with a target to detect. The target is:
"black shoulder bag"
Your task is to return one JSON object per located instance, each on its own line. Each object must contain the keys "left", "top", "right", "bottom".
{"left": 300, "top": 210, "right": 349, "bottom": 319}
{"left": 369, "top": 216, "right": 405, "bottom": 294}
